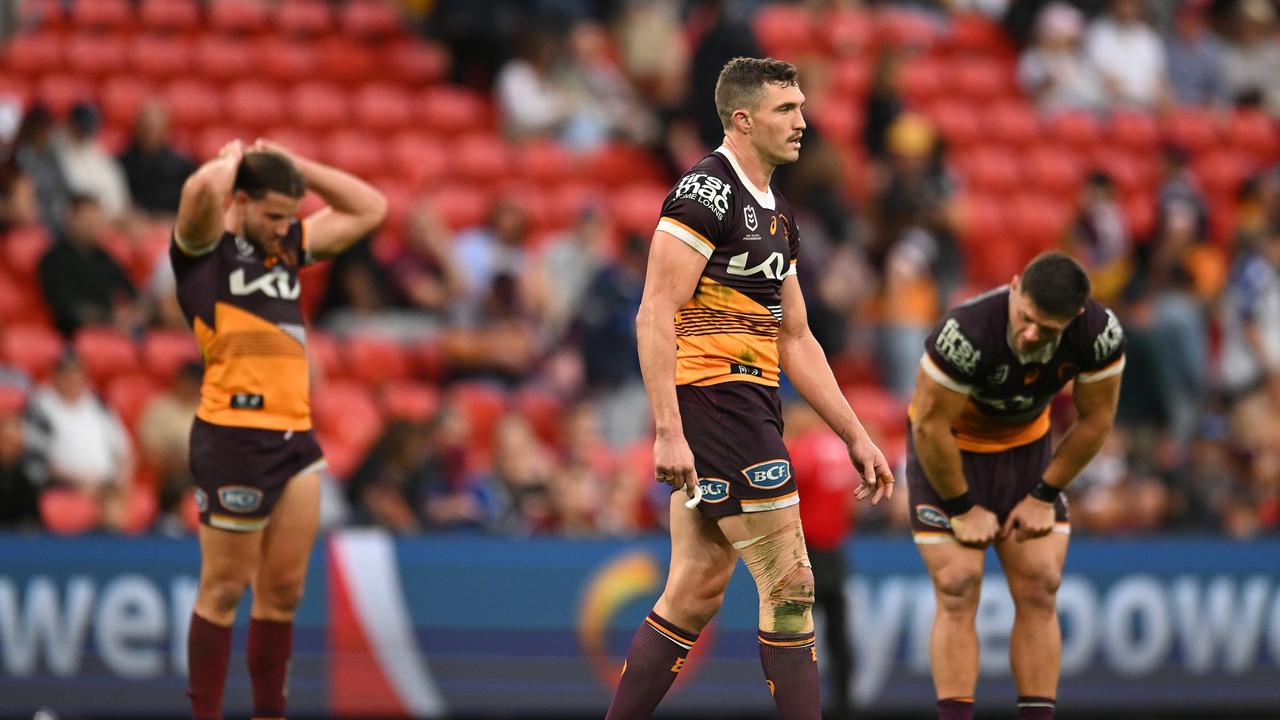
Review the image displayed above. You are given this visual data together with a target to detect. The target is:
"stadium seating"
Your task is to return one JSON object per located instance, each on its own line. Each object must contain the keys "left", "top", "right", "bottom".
{"left": 74, "top": 328, "right": 142, "bottom": 386}
{"left": 105, "top": 373, "right": 161, "bottom": 431}
{"left": 39, "top": 488, "right": 101, "bottom": 535}
{"left": 1, "top": 323, "right": 64, "bottom": 380}
{"left": 0, "top": 384, "right": 25, "bottom": 417}
{"left": 69, "top": 0, "right": 131, "bottom": 31}
{"left": 380, "top": 380, "right": 441, "bottom": 422}
{"left": 141, "top": 330, "right": 200, "bottom": 384}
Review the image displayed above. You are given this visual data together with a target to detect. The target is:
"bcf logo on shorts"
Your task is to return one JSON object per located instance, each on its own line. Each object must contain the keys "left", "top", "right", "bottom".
{"left": 697, "top": 477, "right": 731, "bottom": 503}
{"left": 218, "top": 486, "right": 264, "bottom": 514}
{"left": 742, "top": 459, "right": 791, "bottom": 490}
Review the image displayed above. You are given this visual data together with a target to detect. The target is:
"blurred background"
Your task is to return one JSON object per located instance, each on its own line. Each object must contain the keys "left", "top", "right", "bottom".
{"left": 0, "top": 0, "right": 1277, "bottom": 718}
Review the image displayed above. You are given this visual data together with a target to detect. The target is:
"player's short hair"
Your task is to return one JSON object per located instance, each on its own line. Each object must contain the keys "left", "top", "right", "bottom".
{"left": 1020, "top": 251, "right": 1091, "bottom": 318}
{"left": 714, "top": 57, "right": 799, "bottom": 131}
{"left": 234, "top": 151, "right": 305, "bottom": 200}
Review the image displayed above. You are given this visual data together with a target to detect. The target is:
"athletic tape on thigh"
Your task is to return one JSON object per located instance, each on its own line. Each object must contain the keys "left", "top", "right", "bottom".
{"left": 738, "top": 522, "right": 814, "bottom": 608}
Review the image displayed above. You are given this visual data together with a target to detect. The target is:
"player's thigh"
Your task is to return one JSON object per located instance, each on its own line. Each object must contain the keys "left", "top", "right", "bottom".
{"left": 255, "top": 471, "right": 322, "bottom": 592}
{"left": 662, "top": 491, "right": 738, "bottom": 601}
{"left": 198, "top": 523, "right": 264, "bottom": 586}
{"left": 917, "top": 540, "right": 986, "bottom": 607}
{"left": 717, "top": 504, "right": 810, "bottom": 591}
{"left": 995, "top": 531, "right": 1068, "bottom": 603}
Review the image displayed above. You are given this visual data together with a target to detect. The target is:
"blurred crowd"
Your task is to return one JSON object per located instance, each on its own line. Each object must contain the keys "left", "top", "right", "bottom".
{"left": 2, "top": 0, "right": 1279, "bottom": 540}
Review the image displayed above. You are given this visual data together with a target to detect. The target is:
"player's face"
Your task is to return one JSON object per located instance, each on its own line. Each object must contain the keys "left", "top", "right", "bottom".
{"left": 238, "top": 190, "right": 301, "bottom": 247}
{"left": 1009, "top": 284, "right": 1074, "bottom": 355}
{"left": 752, "top": 82, "right": 806, "bottom": 165}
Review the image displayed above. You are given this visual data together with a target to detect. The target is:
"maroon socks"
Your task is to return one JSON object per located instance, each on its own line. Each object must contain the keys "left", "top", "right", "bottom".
{"left": 604, "top": 611, "right": 699, "bottom": 720}
{"left": 1018, "top": 695, "right": 1055, "bottom": 719}
{"left": 937, "top": 697, "right": 975, "bottom": 720}
{"left": 187, "top": 613, "right": 232, "bottom": 720}
{"left": 248, "top": 618, "right": 294, "bottom": 718}
{"left": 758, "top": 629, "right": 820, "bottom": 720}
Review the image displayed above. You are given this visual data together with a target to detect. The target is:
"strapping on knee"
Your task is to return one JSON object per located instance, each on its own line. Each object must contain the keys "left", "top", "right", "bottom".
{"left": 738, "top": 523, "right": 816, "bottom": 632}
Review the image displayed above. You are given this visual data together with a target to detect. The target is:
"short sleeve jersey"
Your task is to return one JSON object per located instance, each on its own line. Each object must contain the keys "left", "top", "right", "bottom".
{"left": 656, "top": 145, "right": 801, "bottom": 387}
{"left": 170, "top": 223, "right": 313, "bottom": 431}
{"left": 910, "top": 286, "right": 1126, "bottom": 452}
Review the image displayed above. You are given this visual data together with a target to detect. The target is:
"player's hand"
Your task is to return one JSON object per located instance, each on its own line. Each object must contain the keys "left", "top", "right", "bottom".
{"left": 654, "top": 430, "right": 698, "bottom": 502}
{"left": 949, "top": 505, "right": 999, "bottom": 547}
{"left": 1000, "top": 495, "right": 1056, "bottom": 543}
{"left": 847, "top": 431, "right": 895, "bottom": 506}
{"left": 250, "top": 137, "right": 297, "bottom": 162}
{"left": 217, "top": 139, "right": 244, "bottom": 164}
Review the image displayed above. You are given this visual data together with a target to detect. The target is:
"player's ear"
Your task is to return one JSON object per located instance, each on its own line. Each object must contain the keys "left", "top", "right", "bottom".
{"left": 733, "top": 108, "right": 752, "bottom": 134}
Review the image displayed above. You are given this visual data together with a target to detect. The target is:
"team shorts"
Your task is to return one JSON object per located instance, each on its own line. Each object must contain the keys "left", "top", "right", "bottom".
{"left": 189, "top": 416, "right": 326, "bottom": 532}
{"left": 905, "top": 425, "right": 1069, "bottom": 543}
{"left": 678, "top": 382, "right": 798, "bottom": 519}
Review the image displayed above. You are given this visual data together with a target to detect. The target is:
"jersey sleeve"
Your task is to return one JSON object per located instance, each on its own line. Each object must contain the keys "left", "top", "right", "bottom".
{"left": 1075, "top": 302, "right": 1126, "bottom": 383}
{"left": 921, "top": 313, "right": 984, "bottom": 394}
{"left": 784, "top": 206, "right": 800, "bottom": 277}
{"left": 655, "top": 170, "right": 731, "bottom": 259}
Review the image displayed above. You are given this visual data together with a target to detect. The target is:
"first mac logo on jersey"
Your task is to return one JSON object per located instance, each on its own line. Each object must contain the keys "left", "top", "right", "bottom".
{"left": 230, "top": 267, "right": 300, "bottom": 300}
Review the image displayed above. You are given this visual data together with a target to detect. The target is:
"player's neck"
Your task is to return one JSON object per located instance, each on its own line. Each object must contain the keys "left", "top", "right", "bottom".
{"left": 224, "top": 208, "right": 244, "bottom": 238}
{"left": 722, "top": 135, "right": 775, "bottom": 192}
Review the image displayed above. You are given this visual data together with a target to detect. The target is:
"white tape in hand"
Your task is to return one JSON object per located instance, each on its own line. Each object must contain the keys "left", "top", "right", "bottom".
{"left": 684, "top": 481, "right": 703, "bottom": 509}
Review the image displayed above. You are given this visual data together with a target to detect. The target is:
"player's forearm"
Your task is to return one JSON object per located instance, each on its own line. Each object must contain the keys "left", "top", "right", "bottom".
{"left": 911, "top": 419, "right": 968, "bottom": 499}
{"left": 293, "top": 157, "right": 386, "bottom": 220}
{"left": 176, "top": 155, "right": 238, "bottom": 237}
{"left": 1041, "top": 413, "right": 1113, "bottom": 490}
{"left": 778, "top": 330, "right": 865, "bottom": 445}
{"left": 635, "top": 301, "right": 683, "bottom": 437}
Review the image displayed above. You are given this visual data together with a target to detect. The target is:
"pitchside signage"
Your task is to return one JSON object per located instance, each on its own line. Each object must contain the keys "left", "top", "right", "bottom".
{"left": 0, "top": 533, "right": 1276, "bottom": 716}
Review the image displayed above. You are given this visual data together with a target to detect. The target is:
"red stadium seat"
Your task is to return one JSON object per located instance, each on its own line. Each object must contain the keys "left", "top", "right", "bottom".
{"left": 380, "top": 381, "right": 440, "bottom": 422}
{"left": 74, "top": 329, "right": 141, "bottom": 386}
{"left": 208, "top": 0, "right": 269, "bottom": 35}
{"left": 827, "top": 58, "right": 873, "bottom": 99}
{"left": 609, "top": 184, "right": 667, "bottom": 235}
{"left": 1005, "top": 193, "right": 1072, "bottom": 254}
{"left": 258, "top": 39, "right": 320, "bottom": 83}
{"left": 306, "top": 330, "right": 345, "bottom": 380}
{"left": 948, "top": 57, "right": 1012, "bottom": 102}
{"left": 924, "top": 100, "right": 981, "bottom": 147}
{"left": 410, "top": 339, "right": 446, "bottom": 381}
{"left": 0, "top": 273, "right": 25, "bottom": 325}
{"left": 1108, "top": 110, "right": 1160, "bottom": 152}
{"left": 2, "top": 323, "right": 65, "bottom": 380}
{"left": 106, "top": 373, "right": 160, "bottom": 431}
{"left": 323, "top": 129, "right": 385, "bottom": 177}
{"left": 513, "top": 140, "right": 576, "bottom": 185}
{"left": 340, "top": 0, "right": 402, "bottom": 38}
{"left": 1163, "top": 107, "right": 1219, "bottom": 152}
{"left": 344, "top": 334, "right": 411, "bottom": 385}
{"left": 225, "top": 80, "right": 284, "bottom": 129}
{"left": 121, "top": 484, "right": 159, "bottom": 535}
{"left": 194, "top": 36, "right": 254, "bottom": 82}
{"left": 65, "top": 33, "right": 127, "bottom": 77}
{"left": 957, "top": 146, "right": 1020, "bottom": 192}
{"left": 382, "top": 39, "right": 449, "bottom": 86}
{"left": 1194, "top": 150, "right": 1252, "bottom": 197}
{"left": 513, "top": 387, "right": 562, "bottom": 447}
{"left": 141, "top": 330, "right": 200, "bottom": 383}
{"left": 429, "top": 185, "right": 491, "bottom": 231}
{"left": 451, "top": 132, "right": 509, "bottom": 184}
{"left": 753, "top": 4, "right": 814, "bottom": 58}
{"left": 139, "top": 0, "right": 199, "bottom": 32}
{"left": 101, "top": 76, "right": 154, "bottom": 127}
{"left": 944, "top": 13, "right": 1010, "bottom": 56}
{"left": 165, "top": 80, "right": 224, "bottom": 129}
{"left": 289, "top": 82, "right": 349, "bottom": 131}
{"left": 37, "top": 74, "right": 92, "bottom": 116}
{"left": 498, "top": 184, "right": 551, "bottom": 233}
{"left": 1089, "top": 148, "right": 1155, "bottom": 195}
{"left": 450, "top": 382, "right": 508, "bottom": 453}
{"left": 0, "top": 384, "right": 25, "bottom": 417}
{"left": 354, "top": 84, "right": 412, "bottom": 132}
{"left": 1226, "top": 110, "right": 1277, "bottom": 157}
{"left": 1122, "top": 193, "right": 1157, "bottom": 241}
{"left": 3, "top": 33, "right": 64, "bottom": 76}
{"left": 415, "top": 86, "right": 487, "bottom": 136}
{"left": 70, "top": 0, "right": 132, "bottom": 30}
{"left": 843, "top": 384, "right": 907, "bottom": 436}
{"left": 40, "top": 488, "right": 101, "bottom": 535}
{"left": 1025, "top": 144, "right": 1084, "bottom": 196}
{"left": 985, "top": 99, "right": 1040, "bottom": 148}
{"left": 876, "top": 7, "right": 938, "bottom": 48}
{"left": 1046, "top": 110, "right": 1101, "bottom": 150}
{"left": 317, "top": 37, "right": 378, "bottom": 84}
{"left": 313, "top": 380, "right": 383, "bottom": 456}
{"left": 4, "top": 224, "right": 53, "bottom": 277}
{"left": 194, "top": 125, "right": 249, "bottom": 161}
{"left": 386, "top": 131, "right": 446, "bottom": 189}
{"left": 955, "top": 193, "right": 1006, "bottom": 246}
{"left": 0, "top": 76, "right": 32, "bottom": 105}
{"left": 821, "top": 7, "right": 874, "bottom": 56}
{"left": 896, "top": 58, "right": 944, "bottom": 105}
{"left": 584, "top": 143, "right": 658, "bottom": 186}
{"left": 809, "top": 101, "right": 862, "bottom": 148}
{"left": 127, "top": 35, "right": 192, "bottom": 80}
{"left": 275, "top": 0, "right": 333, "bottom": 36}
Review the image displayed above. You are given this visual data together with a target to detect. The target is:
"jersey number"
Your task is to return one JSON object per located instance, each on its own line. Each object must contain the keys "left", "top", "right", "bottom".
{"left": 727, "top": 251, "right": 793, "bottom": 280}
{"left": 230, "top": 268, "right": 301, "bottom": 300}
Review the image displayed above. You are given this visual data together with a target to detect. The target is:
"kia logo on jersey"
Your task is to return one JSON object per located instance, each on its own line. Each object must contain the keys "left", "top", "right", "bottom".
{"left": 742, "top": 459, "right": 791, "bottom": 490}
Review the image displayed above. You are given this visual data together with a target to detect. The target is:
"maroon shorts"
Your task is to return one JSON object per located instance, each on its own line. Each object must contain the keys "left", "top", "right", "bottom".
{"left": 189, "top": 416, "right": 326, "bottom": 532}
{"left": 678, "top": 382, "right": 797, "bottom": 519}
{"left": 905, "top": 426, "right": 1068, "bottom": 543}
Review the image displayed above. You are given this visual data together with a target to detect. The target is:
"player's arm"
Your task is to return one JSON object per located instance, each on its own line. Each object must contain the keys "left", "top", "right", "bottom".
{"left": 1042, "top": 371, "right": 1121, "bottom": 492}
{"left": 174, "top": 139, "right": 243, "bottom": 254}
{"left": 778, "top": 275, "right": 893, "bottom": 504}
{"left": 909, "top": 367, "right": 970, "bottom": 501}
{"left": 635, "top": 231, "right": 707, "bottom": 495}
{"left": 251, "top": 139, "right": 388, "bottom": 261}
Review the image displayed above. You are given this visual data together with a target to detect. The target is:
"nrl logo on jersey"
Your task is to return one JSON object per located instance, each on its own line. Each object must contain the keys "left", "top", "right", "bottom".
{"left": 234, "top": 235, "right": 255, "bottom": 261}
{"left": 988, "top": 365, "right": 1009, "bottom": 384}
{"left": 744, "top": 206, "right": 758, "bottom": 231}
{"left": 230, "top": 267, "right": 300, "bottom": 300}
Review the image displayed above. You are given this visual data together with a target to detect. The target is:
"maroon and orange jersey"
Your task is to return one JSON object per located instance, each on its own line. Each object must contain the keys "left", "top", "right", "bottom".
{"left": 656, "top": 146, "right": 801, "bottom": 388}
{"left": 171, "top": 223, "right": 314, "bottom": 431}
{"left": 909, "top": 286, "right": 1126, "bottom": 452}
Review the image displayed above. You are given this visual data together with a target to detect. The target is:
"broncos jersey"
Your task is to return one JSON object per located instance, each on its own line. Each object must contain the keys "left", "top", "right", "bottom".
{"left": 171, "top": 223, "right": 314, "bottom": 431}
{"left": 656, "top": 145, "right": 801, "bottom": 387}
{"left": 910, "top": 286, "right": 1126, "bottom": 453}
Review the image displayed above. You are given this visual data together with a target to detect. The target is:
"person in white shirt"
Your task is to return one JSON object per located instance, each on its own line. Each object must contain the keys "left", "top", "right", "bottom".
{"left": 1018, "top": 2, "right": 1107, "bottom": 113}
{"left": 1084, "top": 0, "right": 1172, "bottom": 109}
{"left": 56, "top": 102, "right": 132, "bottom": 220}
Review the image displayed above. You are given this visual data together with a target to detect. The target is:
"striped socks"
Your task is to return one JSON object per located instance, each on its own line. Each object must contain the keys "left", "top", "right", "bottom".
{"left": 1018, "top": 695, "right": 1056, "bottom": 719}
{"left": 604, "top": 611, "right": 698, "bottom": 720}
{"left": 758, "top": 629, "right": 820, "bottom": 720}
{"left": 937, "top": 696, "right": 975, "bottom": 720}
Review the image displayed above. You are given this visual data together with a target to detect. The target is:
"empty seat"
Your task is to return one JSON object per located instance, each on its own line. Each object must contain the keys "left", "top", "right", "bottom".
{"left": 142, "top": 330, "right": 201, "bottom": 383}
{"left": 0, "top": 76, "right": 32, "bottom": 105}
{"left": 752, "top": 4, "right": 813, "bottom": 58}
{"left": 450, "top": 132, "right": 509, "bottom": 184}
{"left": 194, "top": 36, "right": 255, "bottom": 82}
{"left": 275, "top": 0, "right": 332, "bottom": 35}
{"left": 957, "top": 146, "right": 1020, "bottom": 192}
{"left": 584, "top": 143, "right": 654, "bottom": 186}
{"left": 380, "top": 381, "right": 440, "bottom": 422}
{"left": 821, "top": 7, "right": 873, "bottom": 55}
{"left": 1024, "top": 144, "right": 1084, "bottom": 196}
{"left": 415, "top": 86, "right": 487, "bottom": 136}
{"left": 344, "top": 334, "right": 411, "bottom": 385}
{"left": 4, "top": 224, "right": 53, "bottom": 276}
{"left": 340, "top": 0, "right": 402, "bottom": 38}
{"left": 985, "top": 99, "right": 1039, "bottom": 148}
{"left": 40, "top": 488, "right": 101, "bottom": 535}
{"left": 896, "top": 57, "right": 944, "bottom": 104}
{"left": 290, "top": 82, "right": 349, "bottom": 130}
{"left": 37, "top": 74, "right": 92, "bottom": 116}
{"left": 1194, "top": 150, "right": 1252, "bottom": 197}
{"left": 512, "top": 387, "right": 562, "bottom": 446}
{"left": 317, "top": 37, "right": 377, "bottom": 84}
{"left": 312, "top": 380, "right": 383, "bottom": 454}
{"left": 1122, "top": 193, "right": 1157, "bottom": 240}
{"left": 354, "top": 84, "right": 412, "bottom": 131}
{"left": 258, "top": 39, "right": 319, "bottom": 82}
{"left": 1163, "top": 107, "right": 1219, "bottom": 152}
{"left": 948, "top": 57, "right": 1011, "bottom": 101}
{"left": 225, "top": 80, "right": 284, "bottom": 129}
{"left": 65, "top": 33, "right": 127, "bottom": 77}
{"left": 306, "top": 330, "right": 345, "bottom": 379}
{"left": 323, "top": 129, "right": 385, "bottom": 177}
{"left": 106, "top": 373, "right": 160, "bottom": 431}
{"left": 609, "top": 184, "right": 667, "bottom": 235}
{"left": 1089, "top": 148, "right": 1153, "bottom": 195}
{"left": 261, "top": 127, "right": 319, "bottom": 162}
{"left": 194, "top": 125, "right": 249, "bottom": 161}
{"left": 843, "top": 384, "right": 907, "bottom": 435}
{"left": 165, "top": 80, "right": 224, "bottom": 129}
{"left": 1, "top": 323, "right": 65, "bottom": 380}
{"left": 4, "top": 33, "right": 64, "bottom": 75}
{"left": 827, "top": 58, "right": 872, "bottom": 99}
{"left": 1108, "top": 110, "right": 1160, "bottom": 151}
{"left": 924, "top": 100, "right": 981, "bottom": 147}
{"left": 877, "top": 7, "right": 937, "bottom": 48}
{"left": 382, "top": 40, "right": 449, "bottom": 85}
{"left": 1005, "top": 193, "right": 1072, "bottom": 253}
{"left": 513, "top": 140, "right": 576, "bottom": 185}
{"left": 1226, "top": 110, "right": 1277, "bottom": 157}
{"left": 128, "top": 35, "right": 192, "bottom": 80}
{"left": 428, "top": 185, "right": 490, "bottom": 231}
{"left": 809, "top": 101, "right": 862, "bottom": 148}
{"left": 1046, "top": 110, "right": 1101, "bottom": 149}
{"left": 73, "top": 328, "right": 141, "bottom": 385}
{"left": 450, "top": 382, "right": 508, "bottom": 453}
{"left": 944, "top": 13, "right": 1009, "bottom": 55}
{"left": 208, "top": 0, "right": 269, "bottom": 34}
{"left": 139, "top": 0, "right": 199, "bottom": 32}
{"left": 0, "top": 383, "right": 25, "bottom": 416}
{"left": 387, "top": 131, "right": 446, "bottom": 188}
{"left": 69, "top": 0, "right": 132, "bottom": 30}
{"left": 101, "top": 76, "right": 154, "bottom": 127}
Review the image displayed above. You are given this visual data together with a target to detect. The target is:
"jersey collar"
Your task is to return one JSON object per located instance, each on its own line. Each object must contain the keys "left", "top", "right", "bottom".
{"left": 715, "top": 144, "right": 776, "bottom": 210}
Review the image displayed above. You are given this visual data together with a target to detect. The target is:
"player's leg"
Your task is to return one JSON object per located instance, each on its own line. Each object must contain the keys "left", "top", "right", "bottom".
{"left": 606, "top": 490, "right": 737, "bottom": 720}
{"left": 720, "top": 504, "right": 819, "bottom": 720}
{"left": 190, "top": 525, "right": 263, "bottom": 720}
{"left": 996, "top": 532, "right": 1069, "bottom": 720}
{"left": 918, "top": 541, "right": 986, "bottom": 720}
{"left": 810, "top": 547, "right": 853, "bottom": 720}
{"left": 247, "top": 469, "right": 322, "bottom": 720}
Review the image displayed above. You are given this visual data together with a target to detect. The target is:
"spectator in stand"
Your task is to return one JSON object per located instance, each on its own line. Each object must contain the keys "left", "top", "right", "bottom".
{"left": 1221, "top": 0, "right": 1280, "bottom": 115}
{"left": 25, "top": 351, "right": 131, "bottom": 531}
{"left": 14, "top": 103, "right": 71, "bottom": 229}
{"left": 55, "top": 102, "right": 131, "bottom": 220}
{"left": 495, "top": 29, "right": 574, "bottom": 141}
{"left": 787, "top": 403, "right": 858, "bottom": 720}
{"left": 485, "top": 413, "right": 558, "bottom": 535}
{"left": 559, "top": 21, "right": 659, "bottom": 148}
{"left": 683, "top": 0, "right": 763, "bottom": 151}
{"left": 136, "top": 361, "right": 201, "bottom": 528}
{"left": 0, "top": 162, "right": 39, "bottom": 234}
{"left": 1217, "top": 226, "right": 1280, "bottom": 401}
{"left": 530, "top": 207, "right": 612, "bottom": 341}
{"left": 117, "top": 101, "right": 197, "bottom": 219}
{"left": 453, "top": 196, "right": 532, "bottom": 324}
{"left": 1019, "top": 2, "right": 1108, "bottom": 113}
{"left": 388, "top": 202, "right": 463, "bottom": 325}
{"left": 1071, "top": 171, "right": 1131, "bottom": 302}
{"left": 1084, "top": 0, "right": 1172, "bottom": 110}
{"left": 1165, "top": 0, "right": 1229, "bottom": 107}
{"left": 38, "top": 193, "right": 139, "bottom": 337}
{"left": 0, "top": 413, "right": 47, "bottom": 528}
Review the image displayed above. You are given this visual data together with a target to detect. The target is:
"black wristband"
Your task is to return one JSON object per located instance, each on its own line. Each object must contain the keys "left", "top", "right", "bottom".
{"left": 940, "top": 492, "right": 974, "bottom": 516}
{"left": 1030, "top": 480, "right": 1062, "bottom": 503}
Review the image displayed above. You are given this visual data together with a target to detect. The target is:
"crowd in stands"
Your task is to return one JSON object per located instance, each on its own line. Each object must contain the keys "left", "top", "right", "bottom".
{"left": 1, "top": 0, "right": 1278, "bottom": 540}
